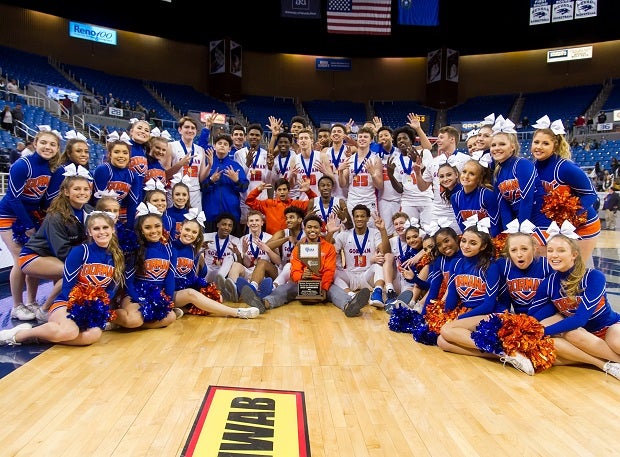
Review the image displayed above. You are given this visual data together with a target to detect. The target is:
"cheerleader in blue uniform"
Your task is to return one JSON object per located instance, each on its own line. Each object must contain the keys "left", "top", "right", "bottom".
{"left": 92, "top": 140, "right": 141, "bottom": 228}
{"left": 46, "top": 131, "right": 90, "bottom": 206}
{"left": 422, "top": 223, "right": 462, "bottom": 311}
{"left": 437, "top": 221, "right": 551, "bottom": 374}
{"left": 0, "top": 130, "right": 62, "bottom": 320}
{"left": 490, "top": 116, "right": 550, "bottom": 232}
{"left": 144, "top": 129, "right": 171, "bottom": 187}
{"left": 0, "top": 213, "right": 123, "bottom": 346}
{"left": 528, "top": 229, "right": 620, "bottom": 379}
{"left": 143, "top": 179, "right": 175, "bottom": 240}
{"left": 20, "top": 168, "right": 93, "bottom": 318}
{"left": 451, "top": 154, "right": 500, "bottom": 236}
{"left": 114, "top": 203, "right": 177, "bottom": 329}
{"left": 531, "top": 115, "right": 600, "bottom": 264}
{"left": 170, "top": 213, "right": 259, "bottom": 319}
{"left": 127, "top": 119, "right": 151, "bottom": 184}
{"left": 167, "top": 174, "right": 191, "bottom": 237}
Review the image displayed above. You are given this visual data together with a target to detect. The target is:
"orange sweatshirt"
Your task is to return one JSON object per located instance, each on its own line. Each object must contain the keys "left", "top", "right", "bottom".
{"left": 246, "top": 187, "right": 316, "bottom": 234}
{"left": 290, "top": 237, "right": 336, "bottom": 292}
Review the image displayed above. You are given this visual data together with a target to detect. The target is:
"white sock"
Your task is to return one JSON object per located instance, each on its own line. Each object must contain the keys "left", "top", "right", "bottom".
{"left": 386, "top": 283, "right": 394, "bottom": 292}
{"left": 251, "top": 281, "right": 259, "bottom": 289}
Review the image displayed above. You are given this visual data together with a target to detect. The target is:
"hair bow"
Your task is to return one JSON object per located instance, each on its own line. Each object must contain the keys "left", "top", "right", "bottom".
{"left": 463, "top": 214, "right": 491, "bottom": 233}
{"left": 465, "top": 129, "right": 479, "bottom": 140}
{"left": 482, "top": 113, "right": 496, "bottom": 126}
{"left": 86, "top": 210, "right": 117, "bottom": 220}
{"left": 532, "top": 115, "right": 566, "bottom": 135}
{"left": 404, "top": 217, "right": 420, "bottom": 229}
{"left": 170, "top": 172, "right": 193, "bottom": 186}
{"left": 107, "top": 131, "right": 120, "bottom": 142}
{"left": 546, "top": 220, "right": 580, "bottom": 240}
{"left": 503, "top": 218, "right": 536, "bottom": 234}
{"left": 135, "top": 202, "right": 161, "bottom": 217}
{"left": 184, "top": 207, "right": 206, "bottom": 227}
{"left": 470, "top": 150, "right": 492, "bottom": 168}
{"left": 38, "top": 125, "right": 62, "bottom": 137}
{"left": 492, "top": 115, "right": 517, "bottom": 134}
{"left": 150, "top": 127, "right": 172, "bottom": 141}
{"left": 423, "top": 222, "right": 440, "bottom": 237}
{"left": 94, "top": 189, "right": 120, "bottom": 199}
{"left": 62, "top": 163, "right": 92, "bottom": 179}
{"left": 129, "top": 118, "right": 139, "bottom": 125}
{"left": 65, "top": 130, "right": 88, "bottom": 141}
{"left": 143, "top": 178, "right": 166, "bottom": 192}
{"left": 436, "top": 217, "right": 453, "bottom": 228}
{"left": 119, "top": 132, "right": 132, "bottom": 144}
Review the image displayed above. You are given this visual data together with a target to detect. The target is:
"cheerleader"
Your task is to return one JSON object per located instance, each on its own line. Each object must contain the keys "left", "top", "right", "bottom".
{"left": 0, "top": 212, "right": 123, "bottom": 346}
{"left": 46, "top": 131, "right": 90, "bottom": 205}
{"left": 126, "top": 118, "right": 151, "bottom": 183}
{"left": 529, "top": 228, "right": 620, "bottom": 380}
{"left": 144, "top": 128, "right": 171, "bottom": 187}
{"left": 530, "top": 115, "right": 600, "bottom": 264}
{"left": 451, "top": 154, "right": 500, "bottom": 236}
{"left": 113, "top": 204, "right": 177, "bottom": 329}
{"left": 92, "top": 140, "right": 141, "bottom": 228}
{"left": 422, "top": 223, "right": 462, "bottom": 310}
{"left": 143, "top": 179, "right": 174, "bottom": 239}
{"left": 0, "top": 130, "right": 62, "bottom": 320}
{"left": 19, "top": 168, "right": 93, "bottom": 318}
{"left": 437, "top": 221, "right": 552, "bottom": 374}
{"left": 167, "top": 173, "right": 191, "bottom": 236}
{"left": 171, "top": 213, "right": 259, "bottom": 319}
{"left": 490, "top": 116, "right": 550, "bottom": 231}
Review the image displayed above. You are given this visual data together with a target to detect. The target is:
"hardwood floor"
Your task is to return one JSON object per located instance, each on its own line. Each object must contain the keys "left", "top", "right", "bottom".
{"left": 2, "top": 229, "right": 620, "bottom": 456}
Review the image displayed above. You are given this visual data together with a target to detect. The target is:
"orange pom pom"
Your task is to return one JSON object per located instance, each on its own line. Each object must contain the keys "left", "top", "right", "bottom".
{"left": 492, "top": 233, "right": 508, "bottom": 259}
{"left": 542, "top": 186, "right": 588, "bottom": 227}
{"left": 200, "top": 283, "right": 222, "bottom": 303}
{"left": 425, "top": 300, "right": 469, "bottom": 333}
{"left": 498, "top": 312, "right": 556, "bottom": 373}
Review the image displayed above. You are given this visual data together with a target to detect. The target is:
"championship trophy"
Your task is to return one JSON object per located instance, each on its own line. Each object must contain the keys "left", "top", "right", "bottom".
{"left": 296, "top": 242, "right": 324, "bottom": 302}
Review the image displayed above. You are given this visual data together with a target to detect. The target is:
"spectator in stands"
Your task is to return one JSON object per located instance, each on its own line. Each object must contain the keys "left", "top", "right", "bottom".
{"left": 1, "top": 105, "right": 14, "bottom": 132}
{"left": 597, "top": 111, "right": 607, "bottom": 124}
{"left": 6, "top": 78, "right": 19, "bottom": 102}
{"left": 21, "top": 140, "right": 34, "bottom": 158}
{"left": 574, "top": 115, "right": 586, "bottom": 135}
{"left": 60, "top": 95, "right": 73, "bottom": 115}
{"left": 9, "top": 141, "right": 25, "bottom": 165}
{"left": 11, "top": 103, "right": 24, "bottom": 136}
{"left": 602, "top": 170, "right": 614, "bottom": 192}
{"left": 521, "top": 116, "right": 530, "bottom": 129}
{"left": 603, "top": 187, "right": 620, "bottom": 230}
{"left": 0, "top": 77, "right": 6, "bottom": 100}
{"left": 611, "top": 157, "right": 619, "bottom": 177}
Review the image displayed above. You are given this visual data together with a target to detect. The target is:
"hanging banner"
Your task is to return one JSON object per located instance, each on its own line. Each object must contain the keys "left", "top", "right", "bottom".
{"left": 530, "top": 0, "right": 551, "bottom": 25}
{"left": 552, "top": 0, "right": 575, "bottom": 22}
{"left": 575, "top": 0, "right": 597, "bottom": 19}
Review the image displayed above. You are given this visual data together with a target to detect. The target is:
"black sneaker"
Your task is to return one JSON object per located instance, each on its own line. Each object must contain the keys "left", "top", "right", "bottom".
{"left": 240, "top": 285, "right": 266, "bottom": 314}
{"left": 344, "top": 288, "right": 370, "bottom": 317}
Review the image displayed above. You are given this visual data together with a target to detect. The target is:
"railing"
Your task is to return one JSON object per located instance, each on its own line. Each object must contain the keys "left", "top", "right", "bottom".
{"left": 0, "top": 172, "right": 8, "bottom": 196}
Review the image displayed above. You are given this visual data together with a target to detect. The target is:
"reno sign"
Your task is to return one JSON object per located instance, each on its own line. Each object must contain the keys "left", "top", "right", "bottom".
{"left": 69, "top": 22, "right": 117, "bottom": 46}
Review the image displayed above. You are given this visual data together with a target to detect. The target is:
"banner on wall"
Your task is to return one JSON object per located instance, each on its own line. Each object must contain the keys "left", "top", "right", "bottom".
{"left": 574, "top": 0, "right": 597, "bottom": 19}
{"left": 426, "top": 49, "right": 441, "bottom": 84}
{"left": 230, "top": 41, "right": 242, "bottom": 77}
{"left": 552, "top": 0, "right": 574, "bottom": 22}
{"left": 445, "top": 49, "right": 459, "bottom": 82}
{"left": 210, "top": 40, "right": 225, "bottom": 75}
{"left": 280, "top": 0, "right": 321, "bottom": 18}
{"left": 530, "top": 0, "right": 551, "bottom": 25}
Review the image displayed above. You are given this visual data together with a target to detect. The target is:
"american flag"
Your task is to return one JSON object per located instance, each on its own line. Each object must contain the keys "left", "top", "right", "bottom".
{"left": 327, "top": 0, "right": 392, "bottom": 35}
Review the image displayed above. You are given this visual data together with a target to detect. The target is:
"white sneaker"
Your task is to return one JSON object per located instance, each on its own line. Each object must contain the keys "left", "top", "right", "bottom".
{"left": 104, "top": 322, "right": 120, "bottom": 331}
{"left": 603, "top": 361, "right": 620, "bottom": 380}
{"left": 35, "top": 307, "right": 49, "bottom": 322}
{"left": 0, "top": 323, "right": 32, "bottom": 346}
{"left": 501, "top": 352, "right": 535, "bottom": 376}
{"left": 10, "top": 304, "right": 36, "bottom": 321}
{"left": 237, "top": 307, "right": 260, "bottom": 319}
{"left": 173, "top": 308, "right": 184, "bottom": 319}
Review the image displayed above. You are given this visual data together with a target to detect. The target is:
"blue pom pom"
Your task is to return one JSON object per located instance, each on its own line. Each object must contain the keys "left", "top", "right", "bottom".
{"left": 406, "top": 311, "right": 436, "bottom": 345}
{"left": 67, "top": 298, "right": 112, "bottom": 331}
{"left": 116, "top": 222, "right": 138, "bottom": 254}
{"left": 471, "top": 314, "right": 504, "bottom": 354}
{"left": 388, "top": 305, "right": 418, "bottom": 333}
{"left": 136, "top": 282, "right": 173, "bottom": 322}
{"left": 11, "top": 219, "right": 30, "bottom": 245}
